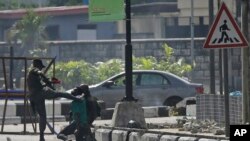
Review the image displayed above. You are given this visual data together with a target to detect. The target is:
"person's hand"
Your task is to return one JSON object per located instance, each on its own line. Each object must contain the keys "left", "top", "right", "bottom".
{"left": 51, "top": 77, "right": 61, "bottom": 84}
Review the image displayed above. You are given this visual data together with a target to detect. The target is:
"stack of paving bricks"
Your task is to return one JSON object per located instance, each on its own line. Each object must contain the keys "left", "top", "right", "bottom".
{"left": 196, "top": 94, "right": 242, "bottom": 126}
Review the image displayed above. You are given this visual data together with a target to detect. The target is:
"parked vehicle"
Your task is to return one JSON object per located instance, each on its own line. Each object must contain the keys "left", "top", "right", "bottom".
{"left": 67, "top": 70, "right": 204, "bottom": 108}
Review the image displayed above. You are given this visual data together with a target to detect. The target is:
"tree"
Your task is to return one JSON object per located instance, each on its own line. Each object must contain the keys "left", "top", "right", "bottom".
{"left": 0, "top": 0, "right": 38, "bottom": 10}
{"left": 7, "top": 9, "right": 48, "bottom": 57}
{"left": 7, "top": 9, "right": 48, "bottom": 88}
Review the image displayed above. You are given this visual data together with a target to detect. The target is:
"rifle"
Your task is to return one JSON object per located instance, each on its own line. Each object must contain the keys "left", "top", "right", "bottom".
{"left": 42, "top": 56, "right": 57, "bottom": 90}
{"left": 44, "top": 56, "right": 56, "bottom": 74}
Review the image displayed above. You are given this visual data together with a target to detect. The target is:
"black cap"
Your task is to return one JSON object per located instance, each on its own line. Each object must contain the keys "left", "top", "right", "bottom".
{"left": 33, "top": 59, "right": 45, "bottom": 68}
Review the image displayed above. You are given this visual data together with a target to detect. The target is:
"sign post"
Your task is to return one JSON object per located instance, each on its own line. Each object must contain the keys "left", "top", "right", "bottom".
{"left": 89, "top": 0, "right": 136, "bottom": 101}
{"left": 203, "top": 2, "right": 248, "bottom": 137}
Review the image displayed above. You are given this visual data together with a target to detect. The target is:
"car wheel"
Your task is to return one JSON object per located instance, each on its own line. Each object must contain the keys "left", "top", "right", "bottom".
{"left": 164, "top": 96, "right": 183, "bottom": 107}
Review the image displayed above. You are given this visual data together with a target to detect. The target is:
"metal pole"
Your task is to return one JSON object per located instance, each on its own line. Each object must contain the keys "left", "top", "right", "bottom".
{"left": 9, "top": 46, "right": 14, "bottom": 89}
{"left": 241, "top": 0, "right": 250, "bottom": 123}
{"left": 219, "top": 49, "right": 223, "bottom": 95}
{"left": 52, "top": 60, "right": 55, "bottom": 132}
{"left": 23, "top": 59, "right": 27, "bottom": 134}
{"left": 123, "top": 0, "right": 136, "bottom": 101}
{"left": 209, "top": 0, "right": 215, "bottom": 94}
{"left": 223, "top": 49, "right": 230, "bottom": 137}
{"left": 190, "top": 0, "right": 194, "bottom": 80}
{"left": 1, "top": 58, "right": 8, "bottom": 132}
{"left": 218, "top": 0, "right": 223, "bottom": 95}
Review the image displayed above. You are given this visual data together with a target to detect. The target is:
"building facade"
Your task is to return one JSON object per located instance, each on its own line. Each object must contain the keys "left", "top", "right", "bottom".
{"left": 0, "top": 6, "right": 117, "bottom": 41}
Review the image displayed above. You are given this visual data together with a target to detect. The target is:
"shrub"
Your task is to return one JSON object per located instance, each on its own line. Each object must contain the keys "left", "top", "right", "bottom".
{"left": 51, "top": 43, "right": 193, "bottom": 90}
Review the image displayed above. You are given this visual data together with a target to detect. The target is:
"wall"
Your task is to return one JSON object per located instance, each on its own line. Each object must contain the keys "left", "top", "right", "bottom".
{"left": 0, "top": 38, "right": 242, "bottom": 93}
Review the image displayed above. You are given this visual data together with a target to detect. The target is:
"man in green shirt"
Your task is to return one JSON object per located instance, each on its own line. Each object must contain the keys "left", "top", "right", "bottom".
{"left": 57, "top": 84, "right": 100, "bottom": 141}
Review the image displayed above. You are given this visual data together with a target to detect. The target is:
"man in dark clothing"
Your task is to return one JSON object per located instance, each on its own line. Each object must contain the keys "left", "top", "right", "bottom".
{"left": 27, "top": 59, "right": 81, "bottom": 141}
{"left": 57, "top": 84, "right": 100, "bottom": 141}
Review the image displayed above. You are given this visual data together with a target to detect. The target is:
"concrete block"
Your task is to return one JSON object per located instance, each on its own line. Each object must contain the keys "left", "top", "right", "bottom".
{"left": 95, "top": 128, "right": 112, "bottom": 141}
{"left": 15, "top": 100, "right": 61, "bottom": 116}
{"left": 141, "top": 133, "right": 160, "bottom": 141}
{"left": 143, "top": 107, "right": 158, "bottom": 118}
{"left": 160, "top": 135, "right": 179, "bottom": 141}
{"left": 158, "top": 106, "right": 169, "bottom": 117}
{"left": 111, "top": 102, "right": 146, "bottom": 128}
{"left": 45, "top": 101, "right": 61, "bottom": 116}
{"left": 129, "top": 132, "right": 142, "bottom": 141}
{"left": 198, "top": 139, "right": 218, "bottom": 141}
{"left": 111, "top": 130, "right": 128, "bottom": 141}
{"left": 186, "top": 104, "right": 196, "bottom": 116}
{"left": 59, "top": 100, "right": 71, "bottom": 115}
{"left": 100, "top": 108, "right": 114, "bottom": 119}
{"left": 0, "top": 116, "right": 21, "bottom": 125}
{"left": 0, "top": 101, "right": 16, "bottom": 116}
{"left": 20, "top": 115, "right": 66, "bottom": 123}
{"left": 178, "top": 137, "right": 198, "bottom": 141}
{"left": 15, "top": 101, "right": 35, "bottom": 117}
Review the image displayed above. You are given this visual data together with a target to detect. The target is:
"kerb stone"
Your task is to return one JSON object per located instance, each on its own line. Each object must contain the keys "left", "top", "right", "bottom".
{"left": 95, "top": 128, "right": 112, "bottom": 141}
{"left": 111, "top": 130, "right": 128, "bottom": 141}
{"left": 141, "top": 133, "right": 160, "bottom": 141}
{"left": 160, "top": 135, "right": 179, "bottom": 141}
{"left": 129, "top": 132, "right": 142, "bottom": 141}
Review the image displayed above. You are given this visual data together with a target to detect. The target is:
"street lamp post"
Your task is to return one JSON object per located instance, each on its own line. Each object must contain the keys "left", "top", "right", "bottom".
{"left": 122, "top": 0, "right": 137, "bottom": 101}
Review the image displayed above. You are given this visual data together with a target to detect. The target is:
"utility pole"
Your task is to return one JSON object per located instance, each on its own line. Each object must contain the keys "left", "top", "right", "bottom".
{"left": 217, "top": 0, "right": 223, "bottom": 95}
{"left": 209, "top": 0, "right": 215, "bottom": 94}
{"left": 123, "top": 0, "right": 136, "bottom": 101}
{"left": 190, "top": 0, "right": 194, "bottom": 80}
{"left": 241, "top": 0, "right": 250, "bottom": 124}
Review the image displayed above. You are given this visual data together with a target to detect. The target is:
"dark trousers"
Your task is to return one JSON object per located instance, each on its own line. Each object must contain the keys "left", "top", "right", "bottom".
{"left": 30, "top": 89, "right": 79, "bottom": 140}
{"left": 59, "top": 121, "right": 91, "bottom": 141}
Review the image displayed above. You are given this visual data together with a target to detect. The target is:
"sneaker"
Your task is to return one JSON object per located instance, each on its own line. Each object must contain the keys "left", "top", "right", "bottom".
{"left": 57, "top": 134, "right": 68, "bottom": 141}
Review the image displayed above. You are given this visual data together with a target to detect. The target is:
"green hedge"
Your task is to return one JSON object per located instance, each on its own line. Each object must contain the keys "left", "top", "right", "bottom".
{"left": 48, "top": 44, "right": 192, "bottom": 90}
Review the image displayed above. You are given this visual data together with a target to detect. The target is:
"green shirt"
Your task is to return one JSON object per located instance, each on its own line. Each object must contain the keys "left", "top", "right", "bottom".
{"left": 71, "top": 99, "right": 88, "bottom": 125}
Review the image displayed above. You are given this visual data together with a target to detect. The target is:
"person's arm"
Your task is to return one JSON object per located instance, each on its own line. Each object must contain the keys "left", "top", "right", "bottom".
{"left": 37, "top": 71, "right": 56, "bottom": 90}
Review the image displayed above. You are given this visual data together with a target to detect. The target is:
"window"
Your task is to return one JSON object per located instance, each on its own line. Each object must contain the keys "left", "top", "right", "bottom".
{"left": 140, "top": 74, "right": 168, "bottom": 86}
{"left": 45, "top": 25, "right": 59, "bottom": 40}
{"left": 112, "top": 74, "right": 139, "bottom": 87}
{"left": 77, "top": 24, "right": 97, "bottom": 40}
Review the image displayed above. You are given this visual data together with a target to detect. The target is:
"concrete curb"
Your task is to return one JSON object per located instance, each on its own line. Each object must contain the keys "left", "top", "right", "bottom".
{"left": 94, "top": 128, "right": 229, "bottom": 141}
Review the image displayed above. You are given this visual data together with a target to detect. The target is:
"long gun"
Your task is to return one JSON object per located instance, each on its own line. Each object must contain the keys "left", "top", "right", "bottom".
{"left": 44, "top": 56, "right": 56, "bottom": 74}
{"left": 42, "top": 56, "right": 57, "bottom": 90}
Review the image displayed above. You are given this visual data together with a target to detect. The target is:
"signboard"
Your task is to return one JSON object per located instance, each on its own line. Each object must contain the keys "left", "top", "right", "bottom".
{"left": 89, "top": 0, "right": 125, "bottom": 22}
{"left": 203, "top": 2, "right": 248, "bottom": 49}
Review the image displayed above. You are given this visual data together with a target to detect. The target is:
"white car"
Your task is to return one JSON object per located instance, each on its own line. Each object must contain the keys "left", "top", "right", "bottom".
{"left": 68, "top": 70, "right": 204, "bottom": 108}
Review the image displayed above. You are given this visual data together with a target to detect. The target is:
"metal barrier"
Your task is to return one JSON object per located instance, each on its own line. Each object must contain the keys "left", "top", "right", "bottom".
{"left": 0, "top": 56, "right": 56, "bottom": 135}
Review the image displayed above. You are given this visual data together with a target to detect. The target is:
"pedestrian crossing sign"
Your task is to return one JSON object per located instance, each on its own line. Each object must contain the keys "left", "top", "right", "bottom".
{"left": 203, "top": 2, "right": 248, "bottom": 49}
